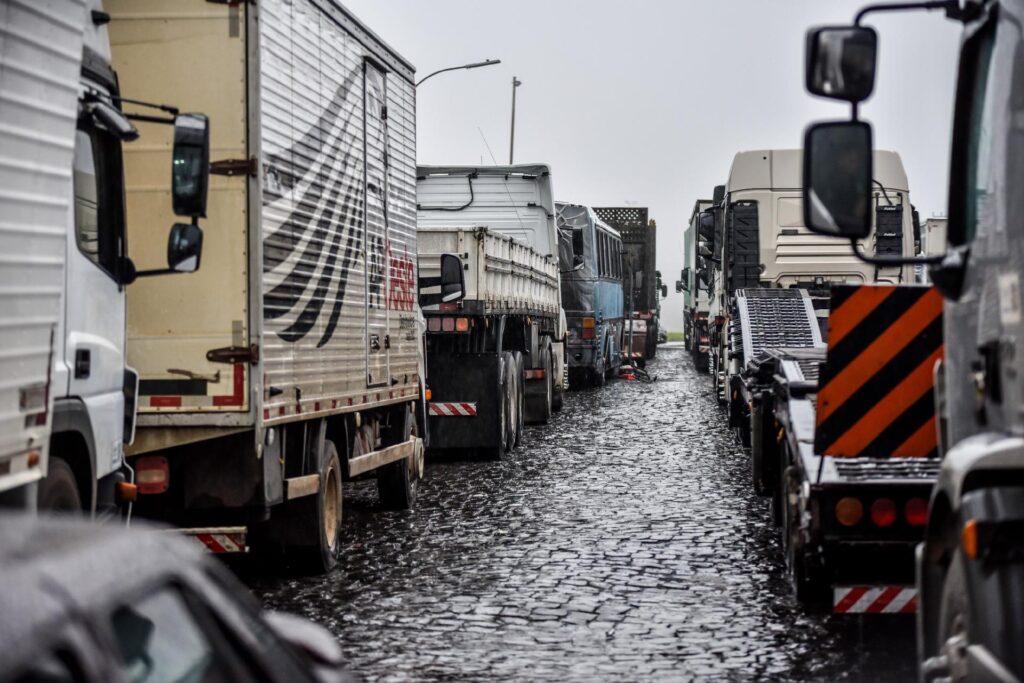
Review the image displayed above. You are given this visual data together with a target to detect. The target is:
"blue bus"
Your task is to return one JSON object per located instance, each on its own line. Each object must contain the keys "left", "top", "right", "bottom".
{"left": 556, "top": 203, "right": 625, "bottom": 387}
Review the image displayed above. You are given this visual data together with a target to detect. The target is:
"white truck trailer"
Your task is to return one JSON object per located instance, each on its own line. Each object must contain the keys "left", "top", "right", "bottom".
{"left": 109, "top": 0, "right": 462, "bottom": 572}
{"left": 0, "top": 0, "right": 85, "bottom": 507}
{"left": 0, "top": 0, "right": 211, "bottom": 514}
{"left": 417, "top": 165, "right": 566, "bottom": 458}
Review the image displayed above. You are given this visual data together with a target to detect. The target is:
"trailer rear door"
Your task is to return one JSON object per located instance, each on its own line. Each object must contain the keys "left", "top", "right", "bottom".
{"left": 110, "top": 0, "right": 251, "bottom": 420}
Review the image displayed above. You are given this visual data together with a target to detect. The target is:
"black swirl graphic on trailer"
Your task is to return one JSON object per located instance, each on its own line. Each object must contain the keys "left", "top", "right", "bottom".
{"left": 263, "top": 64, "right": 390, "bottom": 346}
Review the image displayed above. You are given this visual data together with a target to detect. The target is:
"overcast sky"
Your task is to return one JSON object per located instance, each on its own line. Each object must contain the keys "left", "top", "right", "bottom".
{"left": 345, "top": 0, "right": 962, "bottom": 330}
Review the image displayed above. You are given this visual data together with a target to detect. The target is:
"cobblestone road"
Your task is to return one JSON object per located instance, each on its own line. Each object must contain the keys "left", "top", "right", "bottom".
{"left": 248, "top": 345, "right": 916, "bottom": 681}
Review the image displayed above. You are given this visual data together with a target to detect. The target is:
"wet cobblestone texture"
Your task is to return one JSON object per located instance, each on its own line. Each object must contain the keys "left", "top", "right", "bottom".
{"left": 248, "top": 345, "right": 916, "bottom": 682}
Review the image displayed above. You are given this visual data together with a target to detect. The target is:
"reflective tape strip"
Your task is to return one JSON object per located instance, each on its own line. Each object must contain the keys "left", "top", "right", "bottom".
{"left": 833, "top": 586, "right": 917, "bottom": 614}
{"left": 183, "top": 528, "right": 247, "bottom": 554}
{"left": 428, "top": 402, "right": 477, "bottom": 417}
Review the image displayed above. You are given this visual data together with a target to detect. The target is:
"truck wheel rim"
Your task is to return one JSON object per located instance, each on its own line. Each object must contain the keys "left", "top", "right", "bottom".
{"left": 324, "top": 465, "right": 340, "bottom": 549}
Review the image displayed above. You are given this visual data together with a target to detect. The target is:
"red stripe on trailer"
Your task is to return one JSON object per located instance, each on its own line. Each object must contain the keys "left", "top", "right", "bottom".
{"left": 150, "top": 396, "right": 182, "bottom": 407}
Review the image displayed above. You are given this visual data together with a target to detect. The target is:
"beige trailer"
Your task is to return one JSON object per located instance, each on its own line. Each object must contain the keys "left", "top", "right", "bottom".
{"left": 107, "top": 0, "right": 432, "bottom": 571}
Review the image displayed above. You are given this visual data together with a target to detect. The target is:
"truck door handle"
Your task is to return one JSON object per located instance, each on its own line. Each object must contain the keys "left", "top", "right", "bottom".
{"left": 75, "top": 348, "right": 90, "bottom": 379}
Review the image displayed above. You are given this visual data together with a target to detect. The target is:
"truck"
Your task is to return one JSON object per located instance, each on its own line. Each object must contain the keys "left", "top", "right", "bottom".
{"left": 556, "top": 202, "right": 625, "bottom": 388}
{"left": 702, "top": 146, "right": 943, "bottom": 613}
{"left": 593, "top": 207, "right": 662, "bottom": 365}
{"left": 800, "top": 2, "right": 1024, "bottom": 679}
{"left": 109, "top": 0, "right": 463, "bottom": 572}
{"left": 679, "top": 199, "right": 713, "bottom": 371}
{"left": 416, "top": 165, "right": 566, "bottom": 457}
{"left": 0, "top": 0, "right": 212, "bottom": 515}
{"left": 705, "top": 149, "right": 918, "bottom": 411}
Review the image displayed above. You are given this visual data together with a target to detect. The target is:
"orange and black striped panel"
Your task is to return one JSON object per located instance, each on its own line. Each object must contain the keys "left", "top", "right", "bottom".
{"left": 814, "top": 285, "right": 944, "bottom": 459}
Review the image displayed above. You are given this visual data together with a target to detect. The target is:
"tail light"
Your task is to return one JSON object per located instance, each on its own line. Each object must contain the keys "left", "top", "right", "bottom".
{"left": 455, "top": 317, "right": 470, "bottom": 333}
{"left": 870, "top": 498, "right": 897, "bottom": 527}
{"left": 136, "top": 456, "right": 169, "bottom": 494}
{"left": 424, "top": 387, "right": 432, "bottom": 401}
{"left": 441, "top": 317, "right": 455, "bottom": 332}
{"left": 904, "top": 498, "right": 929, "bottom": 526}
{"left": 427, "top": 317, "right": 441, "bottom": 332}
{"left": 582, "top": 317, "right": 596, "bottom": 340}
{"left": 835, "top": 497, "right": 864, "bottom": 527}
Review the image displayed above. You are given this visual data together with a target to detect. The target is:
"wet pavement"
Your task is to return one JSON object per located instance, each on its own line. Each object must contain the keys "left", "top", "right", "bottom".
{"left": 247, "top": 344, "right": 916, "bottom": 682}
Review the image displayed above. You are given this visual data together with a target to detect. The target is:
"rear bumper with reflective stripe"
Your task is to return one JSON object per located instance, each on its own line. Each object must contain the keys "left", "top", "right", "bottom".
{"left": 833, "top": 585, "right": 917, "bottom": 613}
{"left": 182, "top": 526, "right": 247, "bottom": 554}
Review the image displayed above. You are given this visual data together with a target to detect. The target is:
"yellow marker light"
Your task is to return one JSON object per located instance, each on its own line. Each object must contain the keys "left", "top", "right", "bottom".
{"left": 835, "top": 497, "right": 864, "bottom": 527}
{"left": 424, "top": 388, "right": 432, "bottom": 401}
{"left": 962, "top": 519, "right": 978, "bottom": 559}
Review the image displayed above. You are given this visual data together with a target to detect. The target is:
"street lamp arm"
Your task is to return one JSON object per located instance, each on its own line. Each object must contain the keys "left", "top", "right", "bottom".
{"left": 416, "top": 59, "right": 501, "bottom": 87}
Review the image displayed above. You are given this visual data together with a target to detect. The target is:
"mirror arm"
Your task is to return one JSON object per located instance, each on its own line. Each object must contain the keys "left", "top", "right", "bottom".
{"left": 848, "top": 238, "right": 944, "bottom": 266}
{"left": 125, "top": 112, "right": 175, "bottom": 125}
{"left": 854, "top": 0, "right": 956, "bottom": 25}
{"left": 134, "top": 268, "right": 177, "bottom": 278}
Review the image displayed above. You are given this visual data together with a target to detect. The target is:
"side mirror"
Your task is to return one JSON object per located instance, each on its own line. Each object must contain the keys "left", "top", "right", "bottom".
{"left": 167, "top": 223, "right": 203, "bottom": 272}
{"left": 675, "top": 280, "right": 684, "bottom": 294}
{"left": 172, "top": 113, "right": 210, "bottom": 218}
{"left": 802, "top": 120, "right": 873, "bottom": 238}
{"left": 681, "top": 266, "right": 692, "bottom": 292}
{"left": 419, "top": 253, "right": 465, "bottom": 306}
{"left": 698, "top": 211, "right": 715, "bottom": 243}
{"left": 805, "top": 26, "right": 877, "bottom": 102}
{"left": 660, "top": 283, "right": 668, "bottom": 298}
{"left": 439, "top": 253, "right": 465, "bottom": 302}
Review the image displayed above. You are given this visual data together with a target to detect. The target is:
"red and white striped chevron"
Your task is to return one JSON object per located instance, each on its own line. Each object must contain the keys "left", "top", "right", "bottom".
{"left": 428, "top": 402, "right": 477, "bottom": 417}
{"left": 833, "top": 586, "right": 917, "bottom": 614}
{"left": 183, "top": 527, "right": 248, "bottom": 554}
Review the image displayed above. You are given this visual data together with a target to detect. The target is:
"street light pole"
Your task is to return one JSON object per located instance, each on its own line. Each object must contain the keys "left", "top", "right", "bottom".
{"left": 509, "top": 76, "right": 521, "bottom": 164}
{"left": 415, "top": 58, "right": 501, "bottom": 87}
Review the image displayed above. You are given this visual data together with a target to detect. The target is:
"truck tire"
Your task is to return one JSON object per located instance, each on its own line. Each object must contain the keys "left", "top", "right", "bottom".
{"left": 552, "top": 357, "right": 564, "bottom": 412}
{"left": 296, "top": 439, "right": 343, "bottom": 573}
{"left": 511, "top": 351, "right": 525, "bottom": 447}
{"left": 38, "top": 458, "right": 81, "bottom": 512}
{"left": 782, "top": 465, "right": 826, "bottom": 605}
{"left": 525, "top": 346, "right": 552, "bottom": 425}
{"left": 935, "top": 553, "right": 1024, "bottom": 682}
{"left": 377, "top": 405, "right": 419, "bottom": 511}
{"left": 483, "top": 354, "right": 509, "bottom": 460}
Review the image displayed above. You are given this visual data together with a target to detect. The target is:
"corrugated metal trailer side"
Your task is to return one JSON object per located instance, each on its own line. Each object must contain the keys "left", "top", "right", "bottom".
{"left": 0, "top": 0, "right": 85, "bottom": 499}
{"left": 110, "top": 0, "right": 425, "bottom": 571}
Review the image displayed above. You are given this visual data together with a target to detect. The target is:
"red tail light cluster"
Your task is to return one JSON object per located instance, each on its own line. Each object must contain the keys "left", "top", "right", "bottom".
{"left": 834, "top": 496, "right": 929, "bottom": 528}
